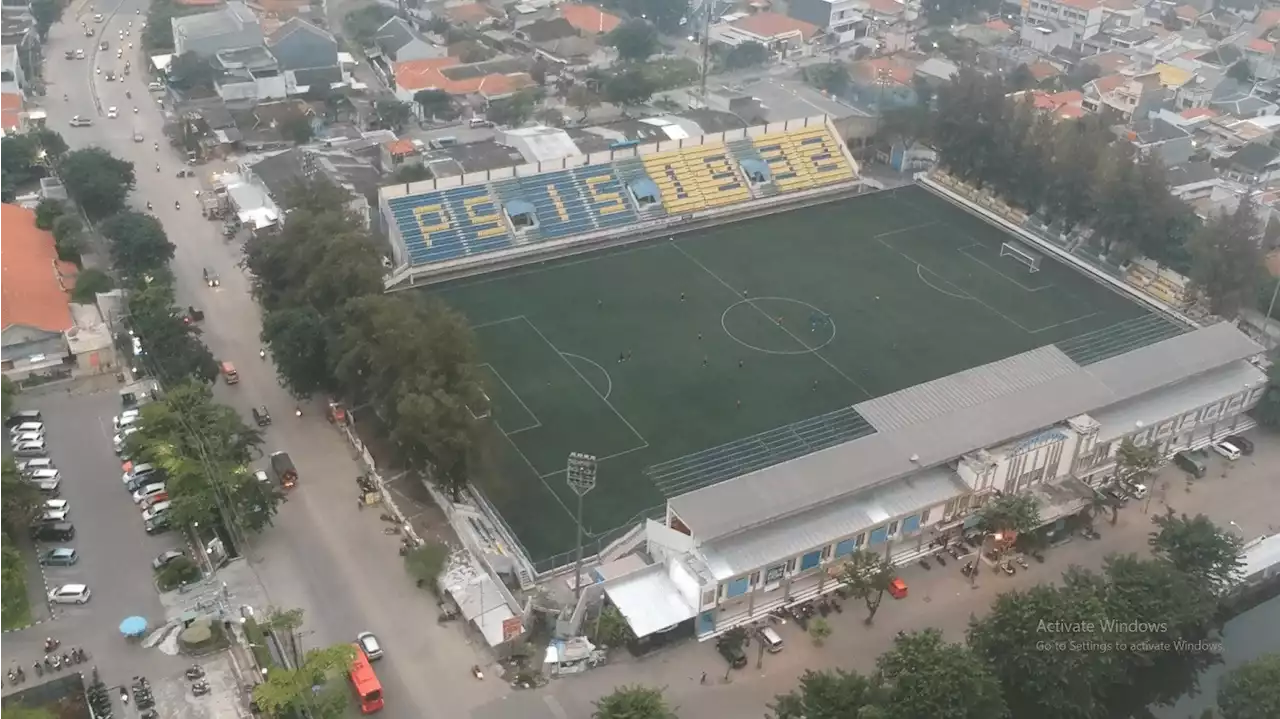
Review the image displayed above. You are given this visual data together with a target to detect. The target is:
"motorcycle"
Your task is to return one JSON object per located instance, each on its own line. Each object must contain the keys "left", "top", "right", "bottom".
{"left": 917, "top": 558, "right": 932, "bottom": 571}
{"left": 7, "top": 669, "right": 19, "bottom": 685}
{"left": 294, "top": 407, "right": 302, "bottom": 417}
{"left": 126, "top": 90, "right": 131, "bottom": 99}
{"left": 33, "top": 661, "right": 43, "bottom": 677}
{"left": 1000, "top": 561, "right": 1016, "bottom": 576}
{"left": 44, "top": 637, "right": 60, "bottom": 653}
{"left": 120, "top": 689, "right": 130, "bottom": 706}
{"left": 934, "top": 553, "right": 946, "bottom": 567}
{"left": 471, "top": 665, "right": 484, "bottom": 680}
{"left": 185, "top": 665, "right": 205, "bottom": 680}
{"left": 174, "top": 201, "right": 181, "bottom": 210}
{"left": 259, "top": 349, "right": 266, "bottom": 359}
{"left": 961, "top": 561, "right": 975, "bottom": 577}
{"left": 50, "top": 655, "right": 61, "bottom": 671}
{"left": 156, "top": 163, "right": 160, "bottom": 172}
{"left": 1015, "top": 555, "right": 1029, "bottom": 570}
{"left": 60, "top": 652, "right": 70, "bottom": 667}
{"left": 191, "top": 681, "right": 210, "bottom": 696}
{"left": 146, "top": 201, "right": 152, "bottom": 210}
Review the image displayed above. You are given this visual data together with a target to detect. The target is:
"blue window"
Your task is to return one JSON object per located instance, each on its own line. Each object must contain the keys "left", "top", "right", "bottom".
{"left": 902, "top": 514, "right": 921, "bottom": 534}
{"left": 835, "top": 538, "right": 857, "bottom": 557}
{"left": 725, "top": 577, "right": 750, "bottom": 598}
{"left": 698, "top": 611, "right": 716, "bottom": 635}
{"left": 800, "top": 550, "right": 821, "bottom": 570}
{"left": 869, "top": 526, "right": 889, "bottom": 545}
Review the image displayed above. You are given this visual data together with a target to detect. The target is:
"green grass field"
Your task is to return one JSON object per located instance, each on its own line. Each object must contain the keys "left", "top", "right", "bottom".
{"left": 431, "top": 185, "right": 1187, "bottom": 568}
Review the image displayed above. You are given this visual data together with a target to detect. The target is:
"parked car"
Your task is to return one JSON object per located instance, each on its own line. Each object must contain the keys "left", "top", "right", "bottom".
{"left": 41, "top": 508, "right": 70, "bottom": 523}
{"left": 44, "top": 499, "right": 70, "bottom": 514}
{"left": 14, "top": 440, "right": 48, "bottom": 457}
{"left": 152, "top": 550, "right": 185, "bottom": 569}
{"left": 139, "top": 493, "right": 169, "bottom": 510}
{"left": 40, "top": 548, "right": 79, "bottom": 566}
{"left": 1173, "top": 451, "right": 1206, "bottom": 478}
{"left": 122, "top": 462, "right": 157, "bottom": 486}
{"left": 114, "top": 409, "right": 140, "bottom": 431}
{"left": 10, "top": 421, "right": 44, "bottom": 437}
{"left": 252, "top": 406, "right": 271, "bottom": 427}
{"left": 69, "top": 115, "right": 93, "bottom": 127}
{"left": 48, "top": 584, "right": 92, "bottom": 604}
{"left": 12, "top": 431, "right": 45, "bottom": 448}
{"left": 6, "top": 410, "right": 43, "bottom": 428}
{"left": 1224, "top": 435, "right": 1254, "bottom": 455}
{"left": 114, "top": 427, "right": 138, "bottom": 454}
{"left": 356, "top": 632, "right": 383, "bottom": 660}
{"left": 141, "top": 500, "right": 171, "bottom": 523}
{"left": 30, "top": 522, "right": 76, "bottom": 542}
{"left": 143, "top": 514, "right": 171, "bottom": 535}
{"left": 132, "top": 482, "right": 167, "bottom": 504}
{"left": 716, "top": 636, "right": 748, "bottom": 668}
{"left": 19, "top": 458, "right": 54, "bottom": 475}
{"left": 1211, "top": 441, "right": 1242, "bottom": 461}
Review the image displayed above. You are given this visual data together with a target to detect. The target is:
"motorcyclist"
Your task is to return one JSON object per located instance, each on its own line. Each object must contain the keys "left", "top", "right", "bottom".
{"left": 63, "top": 94, "right": 68, "bottom": 102}
{"left": 259, "top": 349, "right": 266, "bottom": 359}
{"left": 146, "top": 201, "right": 152, "bottom": 210}
{"left": 153, "top": 142, "right": 159, "bottom": 151}
{"left": 174, "top": 200, "right": 181, "bottom": 210}
{"left": 155, "top": 163, "right": 160, "bottom": 172}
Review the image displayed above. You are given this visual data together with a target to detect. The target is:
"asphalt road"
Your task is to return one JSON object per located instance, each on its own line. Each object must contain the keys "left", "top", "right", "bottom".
{"left": 41, "top": 3, "right": 505, "bottom": 716}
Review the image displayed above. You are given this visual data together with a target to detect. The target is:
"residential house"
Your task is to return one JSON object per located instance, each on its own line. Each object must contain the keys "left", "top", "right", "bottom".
{"left": 857, "top": 0, "right": 906, "bottom": 24}
{"left": 956, "top": 19, "right": 1013, "bottom": 47}
{"left": 375, "top": 17, "right": 445, "bottom": 63}
{"left": 267, "top": 17, "right": 342, "bottom": 89}
{"left": 508, "top": 18, "right": 607, "bottom": 66}
{"left": 1, "top": 43, "right": 25, "bottom": 91}
{"left": 1, "top": 204, "right": 116, "bottom": 381}
{"left": 444, "top": 3, "right": 500, "bottom": 27}
{"left": 215, "top": 46, "right": 285, "bottom": 102}
{"left": 1126, "top": 117, "right": 1194, "bottom": 165}
{"left": 914, "top": 57, "right": 958, "bottom": 85}
{"left": 1015, "top": 89, "right": 1087, "bottom": 121}
{"left": 709, "top": 12, "right": 822, "bottom": 60}
{"left": 1021, "top": 19, "right": 1076, "bottom": 53}
{"left": 1, "top": 90, "right": 22, "bottom": 134}
{"left": 1196, "top": 10, "right": 1246, "bottom": 36}
{"left": 787, "top": 0, "right": 865, "bottom": 43}
{"left": 244, "top": 145, "right": 380, "bottom": 226}
{"left": 559, "top": 4, "right": 621, "bottom": 35}
{"left": 1082, "top": 71, "right": 1164, "bottom": 119}
{"left": 1209, "top": 81, "right": 1279, "bottom": 118}
{"left": 173, "top": 1, "right": 264, "bottom": 58}
{"left": 381, "top": 138, "right": 423, "bottom": 174}
{"left": 1166, "top": 161, "right": 1221, "bottom": 200}
{"left": 1223, "top": 142, "right": 1280, "bottom": 184}
{"left": 1240, "top": 36, "right": 1280, "bottom": 80}
{"left": 1023, "top": 0, "right": 1105, "bottom": 42}
{"left": 393, "top": 57, "right": 534, "bottom": 118}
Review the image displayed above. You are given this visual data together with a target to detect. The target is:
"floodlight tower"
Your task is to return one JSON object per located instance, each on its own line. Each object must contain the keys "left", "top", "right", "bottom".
{"left": 567, "top": 452, "right": 598, "bottom": 600}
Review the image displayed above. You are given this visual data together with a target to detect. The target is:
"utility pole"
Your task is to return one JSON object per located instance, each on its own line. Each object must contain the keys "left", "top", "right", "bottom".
{"left": 699, "top": 0, "right": 714, "bottom": 107}
{"left": 567, "top": 453, "right": 598, "bottom": 601}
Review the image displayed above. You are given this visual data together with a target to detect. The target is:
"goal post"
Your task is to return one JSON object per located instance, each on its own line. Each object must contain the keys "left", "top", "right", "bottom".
{"left": 999, "top": 241, "right": 1042, "bottom": 273}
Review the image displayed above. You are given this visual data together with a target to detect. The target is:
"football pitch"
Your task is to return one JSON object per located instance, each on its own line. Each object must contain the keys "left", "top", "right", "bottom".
{"left": 431, "top": 185, "right": 1188, "bottom": 568}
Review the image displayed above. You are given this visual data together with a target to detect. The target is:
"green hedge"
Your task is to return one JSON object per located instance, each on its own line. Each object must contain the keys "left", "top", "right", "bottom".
{"left": 1, "top": 542, "right": 32, "bottom": 630}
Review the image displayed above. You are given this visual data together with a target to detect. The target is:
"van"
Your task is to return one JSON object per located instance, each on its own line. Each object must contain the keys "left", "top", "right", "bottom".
{"left": 759, "top": 626, "right": 784, "bottom": 653}
{"left": 1211, "top": 441, "right": 1242, "bottom": 461}
{"left": 429, "top": 136, "right": 457, "bottom": 149}
{"left": 1173, "top": 451, "right": 1206, "bottom": 478}
{"left": 467, "top": 117, "right": 490, "bottom": 128}
{"left": 6, "top": 410, "right": 42, "bottom": 428}
{"left": 221, "top": 361, "right": 239, "bottom": 385}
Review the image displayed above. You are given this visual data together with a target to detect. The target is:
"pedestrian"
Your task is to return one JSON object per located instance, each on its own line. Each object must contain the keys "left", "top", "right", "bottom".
{"left": 812, "top": 380, "right": 818, "bottom": 392}
{"left": 736, "top": 399, "right": 741, "bottom": 409}
{"left": 680, "top": 292, "right": 686, "bottom": 301}
{"left": 738, "top": 359, "right": 744, "bottom": 369}
{"left": 697, "top": 332, "right": 702, "bottom": 340}
{"left": 597, "top": 299, "right": 603, "bottom": 308}
{"left": 702, "top": 356, "right": 708, "bottom": 367}
{"left": 618, "top": 352, "right": 624, "bottom": 363}
{"left": 700, "top": 672, "right": 707, "bottom": 684}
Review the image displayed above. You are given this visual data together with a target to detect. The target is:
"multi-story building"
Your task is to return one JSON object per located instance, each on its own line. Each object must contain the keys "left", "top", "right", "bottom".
{"left": 787, "top": 0, "right": 865, "bottom": 43}
{"left": 1023, "top": 0, "right": 1105, "bottom": 42}
{"left": 594, "top": 322, "right": 1267, "bottom": 641}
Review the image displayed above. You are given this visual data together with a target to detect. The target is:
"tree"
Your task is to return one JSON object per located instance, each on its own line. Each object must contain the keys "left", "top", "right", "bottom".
{"left": 592, "top": 685, "right": 676, "bottom": 719}
{"left": 1009, "top": 63, "right": 1036, "bottom": 90}
{"left": 603, "top": 68, "right": 657, "bottom": 109}
{"left": 1188, "top": 196, "right": 1264, "bottom": 318}
{"left": 59, "top": 148, "right": 136, "bottom": 220}
{"left": 168, "top": 51, "right": 217, "bottom": 91}
{"left": 280, "top": 112, "right": 314, "bottom": 145}
{"left": 724, "top": 41, "right": 769, "bottom": 70}
{"left": 486, "top": 89, "right": 539, "bottom": 127}
{"left": 31, "top": 0, "right": 62, "bottom": 37}
{"left": 403, "top": 541, "right": 449, "bottom": 592}
{"left": 804, "top": 63, "right": 851, "bottom": 96}
{"left": 608, "top": 20, "right": 658, "bottom": 63}
{"left": 838, "top": 549, "right": 895, "bottom": 624}
{"left": 126, "top": 283, "right": 219, "bottom": 384}
{"left": 769, "top": 668, "right": 882, "bottom": 719}
{"left": 344, "top": 4, "right": 396, "bottom": 45}
{"left": 612, "top": 0, "right": 688, "bottom": 33}
{"left": 393, "top": 164, "right": 432, "bottom": 183}
{"left": 1227, "top": 59, "right": 1253, "bottom": 83}
{"left": 253, "top": 643, "right": 357, "bottom": 719}
{"left": 263, "top": 605, "right": 306, "bottom": 665}
{"left": 52, "top": 213, "right": 84, "bottom": 262}
{"left": 1149, "top": 513, "right": 1244, "bottom": 592}
{"left": 35, "top": 198, "right": 65, "bottom": 230}
{"left": 967, "top": 584, "right": 1112, "bottom": 719}
{"left": 1256, "top": 362, "right": 1280, "bottom": 428}
{"left": 35, "top": 128, "right": 69, "bottom": 160}
{"left": 1, "top": 537, "right": 32, "bottom": 630}
{"left": 876, "top": 629, "right": 1008, "bottom": 719}
{"left": 100, "top": 210, "right": 175, "bottom": 282}
{"left": 371, "top": 99, "right": 413, "bottom": 131}
{"left": 71, "top": 268, "right": 114, "bottom": 303}
{"left": 414, "top": 89, "right": 456, "bottom": 120}
{"left": 973, "top": 493, "right": 1041, "bottom": 536}
{"left": 1, "top": 134, "right": 42, "bottom": 197}
{"left": 592, "top": 604, "right": 635, "bottom": 646}
{"left": 2, "top": 459, "right": 42, "bottom": 537}
{"left": 567, "top": 85, "right": 601, "bottom": 120}
{"left": 1, "top": 377, "right": 14, "bottom": 418}
{"left": 1218, "top": 653, "right": 1280, "bottom": 719}
{"left": 1087, "top": 490, "right": 1119, "bottom": 526}
{"left": 808, "top": 617, "right": 832, "bottom": 645}
{"left": 261, "top": 307, "right": 338, "bottom": 399}
{"left": 1114, "top": 436, "right": 1160, "bottom": 484}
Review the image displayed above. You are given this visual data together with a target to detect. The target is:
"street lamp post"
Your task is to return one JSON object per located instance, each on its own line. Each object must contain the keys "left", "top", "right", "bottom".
{"left": 566, "top": 453, "right": 598, "bottom": 601}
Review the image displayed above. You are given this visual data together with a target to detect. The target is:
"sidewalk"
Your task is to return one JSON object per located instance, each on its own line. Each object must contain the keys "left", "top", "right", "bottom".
{"left": 473, "top": 434, "right": 1280, "bottom": 719}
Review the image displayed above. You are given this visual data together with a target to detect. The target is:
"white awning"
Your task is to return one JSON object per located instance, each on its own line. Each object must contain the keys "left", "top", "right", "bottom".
{"left": 603, "top": 564, "right": 697, "bottom": 638}
{"left": 151, "top": 54, "right": 173, "bottom": 72}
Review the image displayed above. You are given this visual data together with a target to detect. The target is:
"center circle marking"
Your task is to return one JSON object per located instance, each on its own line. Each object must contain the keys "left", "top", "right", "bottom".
{"left": 720, "top": 297, "right": 836, "bottom": 355}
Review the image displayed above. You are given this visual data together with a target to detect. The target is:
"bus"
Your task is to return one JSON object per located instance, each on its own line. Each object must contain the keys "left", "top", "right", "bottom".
{"left": 349, "top": 645, "right": 384, "bottom": 713}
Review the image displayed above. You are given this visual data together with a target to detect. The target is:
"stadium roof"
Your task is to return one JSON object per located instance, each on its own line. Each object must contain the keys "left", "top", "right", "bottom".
{"left": 667, "top": 322, "right": 1262, "bottom": 542}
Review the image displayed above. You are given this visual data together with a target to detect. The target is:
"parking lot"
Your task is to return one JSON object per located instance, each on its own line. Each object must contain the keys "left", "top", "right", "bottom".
{"left": 3, "top": 385, "right": 244, "bottom": 717}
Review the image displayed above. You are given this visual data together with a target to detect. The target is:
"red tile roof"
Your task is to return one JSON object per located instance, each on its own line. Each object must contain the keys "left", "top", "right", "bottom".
{"left": 1180, "top": 107, "right": 1217, "bottom": 119}
{"left": 1028, "top": 61, "right": 1061, "bottom": 81}
{"left": 394, "top": 57, "right": 534, "bottom": 97}
{"left": 853, "top": 56, "right": 915, "bottom": 86}
{"left": 1248, "top": 38, "right": 1275, "bottom": 53}
{"left": 984, "top": 19, "right": 1012, "bottom": 32}
{"left": 1091, "top": 73, "right": 1127, "bottom": 95}
{"left": 1, "top": 92, "right": 21, "bottom": 133}
{"left": 560, "top": 4, "right": 620, "bottom": 34}
{"left": 385, "top": 139, "right": 416, "bottom": 156}
{"left": 865, "top": 0, "right": 905, "bottom": 15}
{"left": 1056, "top": 105, "right": 1086, "bottom": 119}
{"left": 1, "top": 204, "right": 74, "bottom": 333}
{"left": 731, "top": 12, "right": 820, "bottom": 41}
{"left": 1174, "top": 4, "right": 1199, "bottom": 20}
{"left": 445, "top": 3, "right": 495, "bottom": 25}
{"left": 1258, "top": 8, "right": 1280, "bottom": 29}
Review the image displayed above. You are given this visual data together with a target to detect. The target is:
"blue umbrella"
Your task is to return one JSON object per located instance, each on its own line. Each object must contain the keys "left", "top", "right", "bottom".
{"left": 119, "top": 616, "right": 147, "bottom": 637}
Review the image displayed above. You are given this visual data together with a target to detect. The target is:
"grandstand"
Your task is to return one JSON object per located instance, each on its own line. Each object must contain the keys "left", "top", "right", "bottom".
{"left": 380, "top": 117, "right": 861, "bottom": 287}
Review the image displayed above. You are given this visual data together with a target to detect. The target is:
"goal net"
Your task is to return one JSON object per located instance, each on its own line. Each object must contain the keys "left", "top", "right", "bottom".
{"left": 999, "top": 241, "right": 1042, "bottom": 273}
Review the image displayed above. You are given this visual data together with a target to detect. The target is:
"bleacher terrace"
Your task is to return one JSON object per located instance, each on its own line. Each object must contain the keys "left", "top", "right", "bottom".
{"left": 382, "top": 118, "right": 860, "bottom": 278}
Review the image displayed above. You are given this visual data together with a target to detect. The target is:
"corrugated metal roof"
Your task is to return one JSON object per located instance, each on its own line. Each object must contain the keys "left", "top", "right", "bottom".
{"left": 669, "top": 323, "right": 1262, "bottom": 542}
{"left": 855, "top": 345, "right": 1078, "bottom": 431}
{"left": 603, "top": 563, "right": 698, "bottom": 638}
{"left": 700, "top": 466, "right": 966, "bottom": 580}
{"left": 1092, "top": 360, "right": 1266, "bottom": 443}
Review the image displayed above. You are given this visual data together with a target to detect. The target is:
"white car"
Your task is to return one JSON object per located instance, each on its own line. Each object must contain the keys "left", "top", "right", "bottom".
{"left": 10, "top": 421, "right": 44, "bottom": 437}
{"left": 132, "top": 482, "right": 167, "bottom": 504}
{"left": 141, "top": 500, "right": 171, "bottom": 523}
{"left": 42, "top": 508, "right": 70, "bottom": 522}
{"left": 44, "top": 499, "right": 70, "bottom": 514}
{"left": 114, "top": 427, "right": 138, "bottom": 453}
{"left": 28, "top": 468, "right": 61, "bottom": 484}
{"left": 14, "top": 440, "right": 47, "bottom": 457}
{"left": 114, "top": 409, "right": 140, "bottom": 430}
{"left": 69, "top": 115, "right": 93, "bottom": 127}
{"left": 48, "top": 584, "right": 92, "bottom": 604}
{"left": 1211, "top": 441, "right": 1242, "bottom": 461}
{"left": 11, "top": 431, "right": 44, "bottom": 447}
{"left": 106, "top": 106, "right": 118, "bottom": 119}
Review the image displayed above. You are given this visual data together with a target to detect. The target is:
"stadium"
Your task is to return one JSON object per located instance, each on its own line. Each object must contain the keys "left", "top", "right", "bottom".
{"left": 378, "top": 118, "right": 1268, "bottom": 640}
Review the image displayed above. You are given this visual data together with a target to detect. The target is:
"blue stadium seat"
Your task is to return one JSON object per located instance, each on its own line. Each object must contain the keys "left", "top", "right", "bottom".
{"left": 489, "top": 167, "right": 638, "bottom": 241}
{"left": 388, "top": 184, "right": 511, "bottom": 266}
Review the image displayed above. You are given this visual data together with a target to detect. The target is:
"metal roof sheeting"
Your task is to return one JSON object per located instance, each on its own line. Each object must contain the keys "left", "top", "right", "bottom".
{"left": 668, "top": 323, "right": 1261, "bottom": 542}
